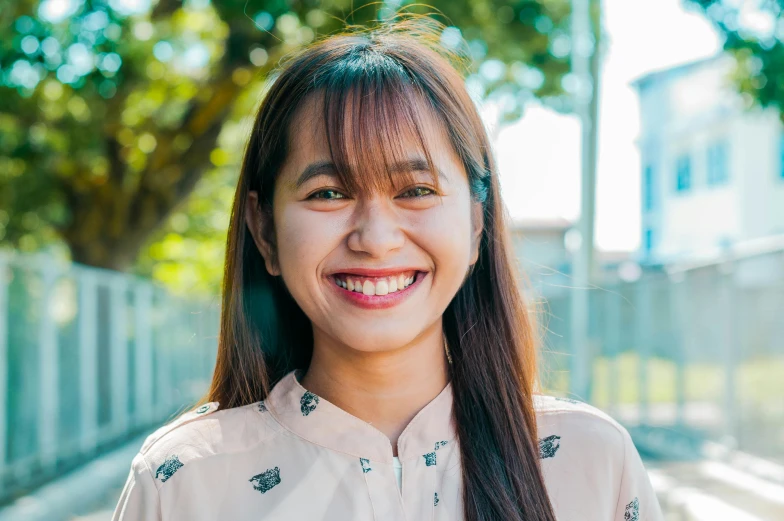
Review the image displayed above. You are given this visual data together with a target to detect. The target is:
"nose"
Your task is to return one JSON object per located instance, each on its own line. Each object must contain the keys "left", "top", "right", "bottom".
{"left": 346, "top": 195, "right": 405, "bottom": 258}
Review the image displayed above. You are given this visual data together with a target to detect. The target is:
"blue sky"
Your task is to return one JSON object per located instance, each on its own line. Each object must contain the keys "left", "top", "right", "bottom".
{"left": 490, "top": 0, "right": 722, "bottom": 252}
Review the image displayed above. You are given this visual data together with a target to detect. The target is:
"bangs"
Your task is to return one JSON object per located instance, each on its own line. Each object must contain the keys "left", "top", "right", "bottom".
{"left": 311, "top": 51, "right": 446, "bottom": 196}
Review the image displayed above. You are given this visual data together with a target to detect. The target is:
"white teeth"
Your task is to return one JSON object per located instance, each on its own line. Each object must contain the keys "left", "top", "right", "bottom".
{"left": 334, "top": 272, "right": 419, "bottom": 294}
{"left": 362, "top": 280, "right": 375, "bottom": 296}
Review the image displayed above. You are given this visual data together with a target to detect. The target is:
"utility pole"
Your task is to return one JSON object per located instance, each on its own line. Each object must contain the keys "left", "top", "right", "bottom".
{"left": 568, "top": 0, "right": 601, "bottom": 401}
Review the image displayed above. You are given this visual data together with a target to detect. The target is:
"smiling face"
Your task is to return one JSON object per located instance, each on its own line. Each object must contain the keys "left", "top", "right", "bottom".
{"left": 246, "top": 90, "right": 483, "bottom": 355}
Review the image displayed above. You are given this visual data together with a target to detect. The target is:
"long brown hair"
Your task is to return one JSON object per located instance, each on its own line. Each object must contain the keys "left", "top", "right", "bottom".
{"left": 204, "top": 16, "right": 557, "bottom": 521}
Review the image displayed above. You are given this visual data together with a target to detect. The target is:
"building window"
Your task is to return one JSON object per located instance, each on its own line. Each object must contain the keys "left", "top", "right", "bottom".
{"left": 643, "top": 165, "right": 654, "bottom": 211}
{"left": 675, "top": 154, "right": 691, "bottom": 192}
{"left": 780, "top": 131, "right": 784, "bottom": 179}
{"left": 707, "top": 141, "right": 729, "bottom": 185}
{"left": 644, "top": 228, "right": 654, "bottom": 254}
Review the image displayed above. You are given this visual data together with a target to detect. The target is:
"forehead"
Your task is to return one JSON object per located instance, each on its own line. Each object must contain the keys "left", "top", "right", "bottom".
{"left": 278, "top": 88, "right": 464, "bottom": 192}
{"left": 288, "top": 89, "right": 447, "bottom": 151}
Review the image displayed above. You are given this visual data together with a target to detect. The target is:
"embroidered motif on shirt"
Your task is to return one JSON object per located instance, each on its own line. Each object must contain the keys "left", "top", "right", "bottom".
{"left": 195, "top": 404, "right": 211, "bottom": 414}
{"left": 359, "top": 457, "right": 372, "bottom": 473}
{"left": 434, "top": 440, "right": 448, "bottom": 450}
{"left": 300, "top": 391, "right": 319, "bottom": 416}
{"left": 554, "top": 396, "right": 581, "bottom": 404}
{"left": 539, "top": 434, "right": 561, "bottom": 459}
{"left": 155, "top": 455, "right": 184, "bottom": 483}
{"left": 423, "top": 452, "right": 437, "bottom": 466}
{"left": 624, "top": 497, "right": 639, "bottom": 521}
{"left": 258, "top": 401, "right": 267, "bottom": 412}
{"left": 249, "top": 467, "right": 281, "bottom": 494}
{"left": 434, "top": 492, "right": 440, "bottom": 506}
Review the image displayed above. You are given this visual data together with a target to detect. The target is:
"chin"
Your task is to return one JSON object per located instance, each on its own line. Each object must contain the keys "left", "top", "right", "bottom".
{"left": 338, "top": 329, "right": 422, "bottom": 353}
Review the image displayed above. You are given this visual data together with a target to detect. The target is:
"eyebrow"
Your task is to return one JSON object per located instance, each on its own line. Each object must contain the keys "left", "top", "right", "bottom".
{"left": 294, "top": 158, "right": 448, "bottom": 189}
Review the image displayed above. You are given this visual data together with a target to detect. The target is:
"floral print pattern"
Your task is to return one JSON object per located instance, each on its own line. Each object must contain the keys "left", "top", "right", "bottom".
{"left": 539, "top": 434, "right": 561, "bottom": 459}
{"left": 423, "top": 452, "right": 437, "bottom": 466}
{"left": 359, "top": 457, "right": 372, "bottom": 473}
{"left": 249, "top": 467, "right": 281, "bottom": 494}
{"left": 300, "top": 391, "right": 319, "bottom": 416}
{"left": 155, "top": 455, "right": 183, "bottom": 483}
{"left": 624, "top": 497, "right": 639, "bottom": 521}
{"left": 433, "top": 492, "right": 439, "bottom": 506}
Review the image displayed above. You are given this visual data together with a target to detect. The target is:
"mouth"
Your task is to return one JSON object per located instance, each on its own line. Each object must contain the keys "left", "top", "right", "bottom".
{"left": 329, "top": 270, "right": 421, "bottom": 295}
{"left": 326, "top": 269, "right": 428, "bottom": 309}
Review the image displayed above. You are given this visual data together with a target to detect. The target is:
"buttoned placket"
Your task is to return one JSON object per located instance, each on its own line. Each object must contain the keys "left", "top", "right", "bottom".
{"left": 265, "top": 369, "right": 456, "bottom": 521}
{"left": 361, "top": 437, "right": 443, "bottom": 521}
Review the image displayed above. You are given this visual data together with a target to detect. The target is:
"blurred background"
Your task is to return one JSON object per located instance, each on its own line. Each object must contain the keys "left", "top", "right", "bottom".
{"left": 0, "top": 0, "right": 783, "bottom": 519}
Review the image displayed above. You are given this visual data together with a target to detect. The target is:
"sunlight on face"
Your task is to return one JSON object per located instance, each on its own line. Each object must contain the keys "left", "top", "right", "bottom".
{"left": 263, "top": 92, "right": 482, "bottom": 354}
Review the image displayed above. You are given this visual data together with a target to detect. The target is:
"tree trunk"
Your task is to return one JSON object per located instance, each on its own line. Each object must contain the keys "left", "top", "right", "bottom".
{"left": 59, "top": 74, "right": 242, "bottom": 271}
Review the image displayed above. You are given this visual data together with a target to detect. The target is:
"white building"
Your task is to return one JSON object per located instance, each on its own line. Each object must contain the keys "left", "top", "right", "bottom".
{"left": 632, "top": 54, "right": 784, "bottom": 265}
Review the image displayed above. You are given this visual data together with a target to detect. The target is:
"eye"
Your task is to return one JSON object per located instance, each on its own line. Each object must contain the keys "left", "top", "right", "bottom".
{"left": 307, "top": 188, "right": 347, "bottom": 200}
{"left": 398, "top": 186, "right": 436, "bottom": 198}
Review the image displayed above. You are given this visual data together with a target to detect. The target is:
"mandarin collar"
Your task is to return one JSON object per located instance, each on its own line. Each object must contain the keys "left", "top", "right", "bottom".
{"left": 265, "top": 369, "right": 456, "bottom": 463}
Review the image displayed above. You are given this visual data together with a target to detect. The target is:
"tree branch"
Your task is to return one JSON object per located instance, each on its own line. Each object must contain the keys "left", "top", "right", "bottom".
{"left": 106, "top": 136, "right": 125, "bottom": 188}
{"left": 151, "top": 0, "right": 184, "bottom": 20}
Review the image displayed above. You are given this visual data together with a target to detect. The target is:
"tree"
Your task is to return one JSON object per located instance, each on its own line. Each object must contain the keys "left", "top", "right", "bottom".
{"left": 1, "top": 0, "right": 575, "bottom": 292}
{"left": 687, "top": 0, "right": 784, "bottom": 120}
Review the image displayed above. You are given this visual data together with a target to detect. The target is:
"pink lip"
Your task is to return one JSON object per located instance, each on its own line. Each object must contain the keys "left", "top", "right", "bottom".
{"left": 327, "top": 271, "right": 427, "bottom": 310}
{"left": 327, "top": 267, "right": 423, "bottom": 277}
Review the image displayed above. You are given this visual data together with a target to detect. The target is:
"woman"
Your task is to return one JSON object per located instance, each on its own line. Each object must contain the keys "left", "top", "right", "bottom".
{"left": 113, "top": 17, "right": 664, "bottom": 521}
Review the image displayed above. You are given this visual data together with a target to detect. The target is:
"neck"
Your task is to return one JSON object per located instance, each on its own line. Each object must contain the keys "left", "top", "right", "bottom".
{"left": 299, "top": 321, "right": 450, "bottom": 457}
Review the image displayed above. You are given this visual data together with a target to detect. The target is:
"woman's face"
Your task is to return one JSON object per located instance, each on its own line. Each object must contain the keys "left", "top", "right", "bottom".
{"left": 247, "top": 93, "right": 483, "bottom": 354}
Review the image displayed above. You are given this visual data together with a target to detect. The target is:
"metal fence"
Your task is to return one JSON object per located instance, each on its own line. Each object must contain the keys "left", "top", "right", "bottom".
{"left": 0, "top": 251, "right": 219, "bottom": 504}
{"left": 1, "top": 239, "right": 783, "bottom": 503}
{"left": 536, "top": 241, "right": 784, "bottom": 464}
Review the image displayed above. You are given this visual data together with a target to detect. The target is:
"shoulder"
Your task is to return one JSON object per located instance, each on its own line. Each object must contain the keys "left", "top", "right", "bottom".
{"left": 532, "top": 396, "right": 662, "bottom": 518}
{"left": 532, "top": 394, "right": 629, "bottom": 464}
{"left": 533, "top": 393, "right": 627, "bottom": 436}
{"left": 134, "top": 399, "right": 283, "bottom": 487}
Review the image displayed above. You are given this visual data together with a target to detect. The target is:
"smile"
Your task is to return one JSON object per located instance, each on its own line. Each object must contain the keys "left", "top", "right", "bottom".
{"left": 332, "top": 270, "right": 417, "bottom": 295}
{"left": 327, "top": 269, "right": 427, "bottom": 310}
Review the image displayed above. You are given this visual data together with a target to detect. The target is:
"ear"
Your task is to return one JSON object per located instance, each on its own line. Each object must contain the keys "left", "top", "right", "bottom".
{"left": 468, "top": 200, "right": 484, "bottom": 266}
{"left": 245, "top": 190, "right": 281, "bottom": 276}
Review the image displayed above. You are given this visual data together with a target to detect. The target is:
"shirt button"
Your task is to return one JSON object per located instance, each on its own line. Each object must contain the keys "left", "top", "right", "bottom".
{"left": 196, "top": 404, "right": 211, "bottom": 414}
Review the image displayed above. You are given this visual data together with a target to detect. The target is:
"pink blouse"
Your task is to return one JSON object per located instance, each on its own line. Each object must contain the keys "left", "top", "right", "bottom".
{"left": 112, "top": 369, "right": 664, "bottom": 520}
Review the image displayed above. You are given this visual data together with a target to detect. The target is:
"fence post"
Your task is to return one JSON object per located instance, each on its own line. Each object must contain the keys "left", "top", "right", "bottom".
{"left": 719, "top": 261, "right": 738, "bottom": 447}
{"left": 605, "top": 283, "right": 622, "bottom": 418}
{"left": 154, "top": 286, "right": 170, "bottom": 418}
{"left": 78, "top": 269, "right": 98, "bottom": 454}
{"left": 635, "top": 273, "right": 651, "bottom": 425}
{"left": 135, "top": 283, "right": 153, "bottom": 426}
{"left": 668, "top": 270, "right": 686, "bottom": 427}
{"left": 110, "top": 276, "right": 129, "bottom": 436}
{"left": 38, "top": 255, "right": 59, "bottom": 473}
{"left": 0, "top": 256, "right": 9, "bottom": 486}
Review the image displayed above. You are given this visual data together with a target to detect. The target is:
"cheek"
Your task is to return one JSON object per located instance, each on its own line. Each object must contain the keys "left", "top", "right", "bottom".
{"left": 273, "top": 206, "right": 343, "bottom": 287}
{"left": 409, "top": 197, "right": 475, "bottom": 271}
